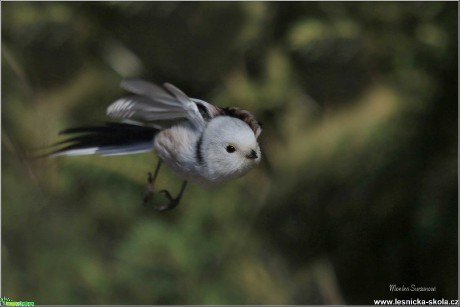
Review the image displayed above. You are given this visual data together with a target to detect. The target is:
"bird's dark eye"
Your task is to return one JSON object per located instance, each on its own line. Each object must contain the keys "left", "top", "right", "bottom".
{"left": 226, "top": 145, "right": 236, "bottom": 153}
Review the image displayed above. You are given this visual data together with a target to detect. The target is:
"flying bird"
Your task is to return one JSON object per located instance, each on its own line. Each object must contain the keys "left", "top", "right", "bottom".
{"left": 48, "top": 79, "right": 262, "bottom": 211}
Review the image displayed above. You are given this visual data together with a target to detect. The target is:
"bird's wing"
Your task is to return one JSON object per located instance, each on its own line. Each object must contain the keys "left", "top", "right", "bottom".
{"left": 107, "top": 79, "right": 206, "bottom": 129}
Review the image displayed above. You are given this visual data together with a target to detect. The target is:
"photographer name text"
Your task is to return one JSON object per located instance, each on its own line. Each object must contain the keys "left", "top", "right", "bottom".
{"left": 389, "top": 284, "right": 436, "bottom": 292}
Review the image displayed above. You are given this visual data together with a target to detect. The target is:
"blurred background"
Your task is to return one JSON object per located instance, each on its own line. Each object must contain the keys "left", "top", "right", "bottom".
{"left": 2, "top": 1, "right": 458, "bottom": 305}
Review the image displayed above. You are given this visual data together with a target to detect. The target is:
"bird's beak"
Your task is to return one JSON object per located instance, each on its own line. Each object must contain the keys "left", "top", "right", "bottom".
{"left": 246, "top": 150, "right": 258, "bottom": 160}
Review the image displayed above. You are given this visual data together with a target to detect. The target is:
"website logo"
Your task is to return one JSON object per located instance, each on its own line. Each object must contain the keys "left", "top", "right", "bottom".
{"left": 0, "top": 297, "right": 34, "bottom": 306}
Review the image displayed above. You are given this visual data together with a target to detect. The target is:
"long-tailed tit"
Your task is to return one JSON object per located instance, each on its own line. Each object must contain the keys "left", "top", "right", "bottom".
{"left": 48, "top": 79, "right": 262, "bottom": 211}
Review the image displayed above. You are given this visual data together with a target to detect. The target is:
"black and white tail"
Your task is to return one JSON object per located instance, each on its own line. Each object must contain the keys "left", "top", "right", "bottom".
{"left": 47, "top": 122, "right": 158, "bottom": 157}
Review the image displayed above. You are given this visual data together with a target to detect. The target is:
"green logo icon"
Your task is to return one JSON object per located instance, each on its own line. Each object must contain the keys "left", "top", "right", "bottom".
{"left": 0, "top": 297, "right": 34, "bottom": 306}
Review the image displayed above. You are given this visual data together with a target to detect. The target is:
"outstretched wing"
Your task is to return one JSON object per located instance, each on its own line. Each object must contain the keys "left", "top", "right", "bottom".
{"left": 107, "top": 79, "right": 207, "bottom": 129}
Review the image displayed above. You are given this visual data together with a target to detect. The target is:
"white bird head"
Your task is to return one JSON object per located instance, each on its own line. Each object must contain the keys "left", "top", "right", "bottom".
{"left": 201, "top": 116, "right": 261, "bottom": 182}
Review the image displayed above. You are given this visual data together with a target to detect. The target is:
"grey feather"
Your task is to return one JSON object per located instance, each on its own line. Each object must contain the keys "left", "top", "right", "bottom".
{"left": 107, "top": 96, "right": 187, "bottom": 122}
{"left": 109, "top": 79, "right": 205, "bottom": 129}
{"left": 121, "top": 78, "right": 181, "bottom": 107}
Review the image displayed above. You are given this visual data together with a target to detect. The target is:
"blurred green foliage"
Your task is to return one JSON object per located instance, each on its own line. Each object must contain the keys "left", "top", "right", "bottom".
{"left": 2, "top": 2, "right": 457, "bottom": 305}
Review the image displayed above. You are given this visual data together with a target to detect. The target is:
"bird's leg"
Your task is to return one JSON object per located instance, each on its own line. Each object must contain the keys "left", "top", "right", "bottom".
{"left": 143, "top": 160, "right": 162, "bottom": 206}
{"left": 155, "top": 181, "right": 188, "bottom": 211}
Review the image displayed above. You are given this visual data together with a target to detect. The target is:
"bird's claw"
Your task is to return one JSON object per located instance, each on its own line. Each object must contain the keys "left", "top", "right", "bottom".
{"left": 153, "top": 189, "right": 181, "bottom": 211}
{"left": 159, "top": 189, "right": 172, "bottom": 199}
{"left": 141, "top": 164, "right": 186, "bottom": 211}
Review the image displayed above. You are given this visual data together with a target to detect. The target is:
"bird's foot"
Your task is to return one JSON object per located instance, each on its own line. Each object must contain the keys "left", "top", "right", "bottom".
{"left": 142, "top": 166, "right": 187, "bottom": 212}
{"left": 153, "top": 189, "right": 182, "bottom": 211}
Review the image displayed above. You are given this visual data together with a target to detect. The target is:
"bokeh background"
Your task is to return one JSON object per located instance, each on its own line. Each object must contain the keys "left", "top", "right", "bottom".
{"left": 2, "top": 1, "right": 458, "bottom": 305}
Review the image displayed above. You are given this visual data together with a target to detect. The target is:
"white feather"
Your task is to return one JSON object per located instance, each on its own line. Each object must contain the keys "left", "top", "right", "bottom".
{"left": 50, "top": 148, "right": 99, "bottom": 157}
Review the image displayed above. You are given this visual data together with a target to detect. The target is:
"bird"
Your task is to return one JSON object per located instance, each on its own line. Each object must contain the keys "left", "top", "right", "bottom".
{"left": 47, "top": 78, "right": 262, "bottom": 211}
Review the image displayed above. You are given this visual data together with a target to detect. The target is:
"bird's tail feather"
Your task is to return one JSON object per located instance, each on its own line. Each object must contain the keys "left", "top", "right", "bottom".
{"left": 46, "top": 122, "right": 157, "bottom": 157}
